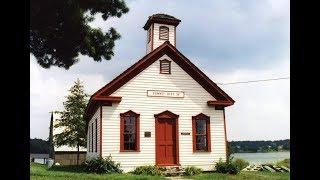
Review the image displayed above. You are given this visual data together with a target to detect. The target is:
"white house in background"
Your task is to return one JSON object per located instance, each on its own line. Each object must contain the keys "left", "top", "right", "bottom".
{"left": 84, "top": 13, "right": 235, "bottom": 172}
{"left": 52, "top": 112, "right": 87, "bottom": 165}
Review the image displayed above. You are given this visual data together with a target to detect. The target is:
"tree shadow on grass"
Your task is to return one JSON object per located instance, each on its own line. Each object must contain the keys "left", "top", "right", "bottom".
{"left": 48, "top": 165, "right": 87, "bottom": 173}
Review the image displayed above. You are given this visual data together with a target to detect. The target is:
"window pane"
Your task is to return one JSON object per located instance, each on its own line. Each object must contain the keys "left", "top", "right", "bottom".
{"left": 196, "top": 120, "right": 206, "bottom": 134}
{"left": 124, "top": 142, "right": 130, "bottom": 150}
{"left": 196, "top": 143, "right": 207, "bottom": 151}
{"left": 124, "top": 134, "right": 135, "bottom": 142}
{"left": 124, "top": 142, "right": 136, "bottom": 150}
{"left": 124, "top": 124, "right": 135, "bottom": 133}
{"left": 124, "top": 116, "right": 135, "bottom": 125}
{"left": 196, "top": 135, "right": 206, "bottom": 144}
{"left": 123, "top": 115, "right": 137, "bottom": 150}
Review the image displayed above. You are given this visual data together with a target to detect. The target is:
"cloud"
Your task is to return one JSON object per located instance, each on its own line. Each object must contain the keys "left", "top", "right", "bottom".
{"left": 211, "top": 59, "right": 290, "bottom": 140}
{"left": 30, "top": 0, "right": 289, "bottom": 140}
{"left": 30, "top": 55, "right": 106, "bottom": 139}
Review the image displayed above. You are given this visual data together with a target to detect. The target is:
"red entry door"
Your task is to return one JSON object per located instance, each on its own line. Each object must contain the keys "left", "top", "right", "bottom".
{"left": 156, "top": 118, "right": 177, "bottom": 165}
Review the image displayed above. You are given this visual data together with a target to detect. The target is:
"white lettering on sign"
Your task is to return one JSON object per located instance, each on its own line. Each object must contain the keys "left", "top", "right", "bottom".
{"left": 147, "top": 90, "right": 184, "bottom": 98}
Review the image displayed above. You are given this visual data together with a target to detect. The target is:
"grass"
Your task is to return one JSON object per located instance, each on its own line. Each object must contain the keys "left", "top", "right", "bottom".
{"left": 186, "top": 171, "right": 289, "bottom": 180}
{"left": 30, "top": 163, "right": 164, "bottom": 180}
{"left": 31, "top": 163, "right": 289, "bottom": 180}
{"left": 276, "top": 158, "right": 290, "bottom": 168}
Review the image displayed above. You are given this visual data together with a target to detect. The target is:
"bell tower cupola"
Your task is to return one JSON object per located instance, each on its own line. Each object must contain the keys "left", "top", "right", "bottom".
{"left": 143, "top": 13, "right": 181, "bottom": 54}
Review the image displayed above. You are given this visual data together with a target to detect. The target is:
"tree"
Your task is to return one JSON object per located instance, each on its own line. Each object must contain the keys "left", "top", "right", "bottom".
{"left": 48, "top": 112, "right": 55, "bottom": 159}
{"left": 226, "top": 141, "right": 233, "bottom": 160}
{"left": 30, "top": 138, "right": 49, "bottom": 154}
{"left": 30, "top": 0, "right": 129, "bottom": 69}
{"left": 54, "top": 79, "right": 89, "bottom": 165}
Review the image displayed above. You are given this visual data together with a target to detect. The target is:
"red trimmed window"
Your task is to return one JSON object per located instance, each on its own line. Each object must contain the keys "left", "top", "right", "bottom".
{"left": 192, "top": 113, "right": 211, "bottom": 152}
{"left": 120, "top": 110, "right": 140, "bottom": 151}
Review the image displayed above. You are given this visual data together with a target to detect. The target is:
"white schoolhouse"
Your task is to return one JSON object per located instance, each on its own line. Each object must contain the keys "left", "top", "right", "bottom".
{"left": 84, "top": 14, "right": 235, "bottom": 172}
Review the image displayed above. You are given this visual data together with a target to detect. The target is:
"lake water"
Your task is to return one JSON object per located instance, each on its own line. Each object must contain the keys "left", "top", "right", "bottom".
{"left": 231, "top": 151, "right": 290, "bottom": 164}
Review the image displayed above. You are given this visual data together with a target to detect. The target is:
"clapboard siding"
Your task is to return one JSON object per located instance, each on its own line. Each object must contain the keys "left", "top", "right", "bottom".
{"left": 86, "top": 107, "right": 101, "bottom": 158}
{"left": 101, "top": 54, "right": 226, "bottom": 172}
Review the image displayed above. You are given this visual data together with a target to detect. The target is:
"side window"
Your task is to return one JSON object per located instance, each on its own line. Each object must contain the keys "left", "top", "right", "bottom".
{"left": 120, "top": 110, "right": 140, "bottom": 151}
{"left": 192, "top": 113, "right": 211, "bottom": 152}
{"left": 95, "top": 118, "right": 98, "bottom": 152}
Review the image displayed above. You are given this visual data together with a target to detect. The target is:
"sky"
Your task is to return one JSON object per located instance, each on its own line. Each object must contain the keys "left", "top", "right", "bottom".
{"left": 30, "top": 0, "right": 290, "bottom": 141}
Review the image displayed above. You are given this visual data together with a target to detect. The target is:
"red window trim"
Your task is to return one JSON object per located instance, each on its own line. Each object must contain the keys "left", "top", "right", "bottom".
{"left": 120, "top": 110, "right": 140, "bottom": 152}
{"left": 159, "top": 26, "right": 169, "bottom": 40}
{"left": 192, "top": 113, "right": 211, "bottom": 152}
{"left": 160, "top": 59, "right": 171, "bottom": 74}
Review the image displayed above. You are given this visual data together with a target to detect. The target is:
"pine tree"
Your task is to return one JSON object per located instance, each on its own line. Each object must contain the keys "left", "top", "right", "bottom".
{"left": 54, "top": 79, "right": 89, "bottom": 165}
{"left": 48, "top": 112, "right": 55, "bottom": 159}
{"left": 30, "top": 0, "right": 129, "bottom": 69}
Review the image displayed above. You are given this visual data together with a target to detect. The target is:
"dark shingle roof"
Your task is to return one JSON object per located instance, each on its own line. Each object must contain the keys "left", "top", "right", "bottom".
{"left": 143, "top": 13, "right": 181, "bottom": 30}
{"left": 148, "top": 13, "right": 180, "bottom": 21}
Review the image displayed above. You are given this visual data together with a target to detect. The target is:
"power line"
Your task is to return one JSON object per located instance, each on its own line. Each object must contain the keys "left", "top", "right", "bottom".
{"left": 217, "top": 77, "right": 290, "bottom": 85}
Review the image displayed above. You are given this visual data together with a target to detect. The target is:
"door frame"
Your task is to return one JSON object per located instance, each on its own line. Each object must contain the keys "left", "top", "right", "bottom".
{"left": 154, "top": 110, "right": 180, "bottom": 166}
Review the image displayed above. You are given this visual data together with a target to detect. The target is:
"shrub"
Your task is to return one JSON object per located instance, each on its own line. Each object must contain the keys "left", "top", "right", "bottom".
{"left": 83, "top": 156, "right": 122, "bottom": 174}
{"left": 132, "top": 165, "right": 162, "bottom": 176}
{"left": 276, "top": 158, "right": 290, "bottom": 168}
{"left": 215, "top": 158, "right": 240, "bottom": 175}
{"left": 184, "top": 166, "right": 202, "bottom": 176}
{"left": 232, "top": 158, "right": 249, "bottom": 171}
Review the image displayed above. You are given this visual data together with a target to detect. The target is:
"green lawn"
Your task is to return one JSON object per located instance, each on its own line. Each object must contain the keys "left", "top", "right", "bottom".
{"left": 30, "top": 163, "right": 289, "bottom": 180}
{"left": 30, "top": 163, "right": 164, "bottom": 180}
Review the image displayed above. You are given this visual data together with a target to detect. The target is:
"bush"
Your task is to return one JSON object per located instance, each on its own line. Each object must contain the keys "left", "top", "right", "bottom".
{"left": 215, "top": 158, "right": 240, "bottom": 175}
{"left": 232, "top": 158, "right": 249, "bottom": 171}
{"left": 276, "top": 158, "right": 290, "bottom": 168}
{"left": 132, "top": 165, "right": 163, "bottom": 176}
{"left": 184, "top": 166, "right": 202, "bottom": 176}
{"left": 83, "top": 156, "right": 122, "bottom": 174}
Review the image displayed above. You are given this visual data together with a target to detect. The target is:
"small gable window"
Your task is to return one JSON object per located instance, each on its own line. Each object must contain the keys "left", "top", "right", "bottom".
{"left": 192, "top": 113, "right": 211, "bottom": 152}
{"left": 159, "top": 26, "right": 169, "bottom": 40}
{"left": 120, "top": 110, "right": 140, "bottom": 152}
{"left": 160, "top": 59, "right": 171, "bottom": 74}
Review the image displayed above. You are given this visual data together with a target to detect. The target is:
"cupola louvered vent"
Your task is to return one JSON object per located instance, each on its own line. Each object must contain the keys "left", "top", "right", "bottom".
{"left": 160, "top": 59, "right": 171, "bottom": 74}
{"left": 159, "top": 26, "right": 169, "bottom": 40}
